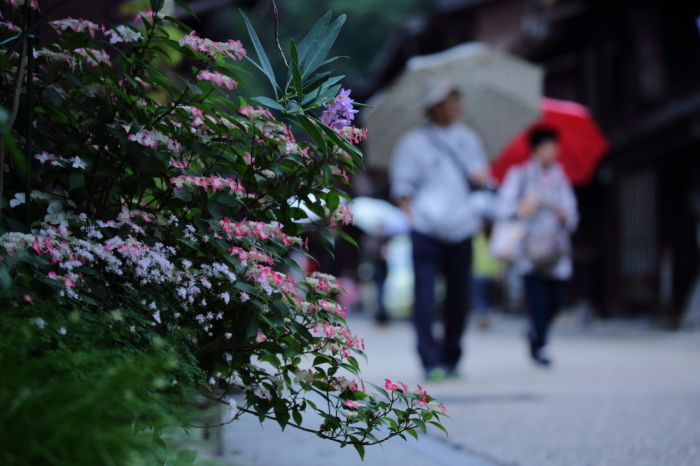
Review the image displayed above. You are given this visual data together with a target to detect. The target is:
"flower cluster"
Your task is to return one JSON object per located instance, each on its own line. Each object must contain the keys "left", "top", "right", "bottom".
{"left": 197, "top": 70, "right": 238, "bottom": 90}
{"left": 73, "top": 48, "right": 111, "bottom": 66}
{"left": 320, "top": 89, "right": 359, "bottom": 130}
{"left": 104, "top": 25, "right": 143, "bottom": 44}
{"left": 170, "top": 175, "right": 244, "bottom": 194}
{"left": 49, "top": 18, "right": 100, "bottom": 37}
{"left": 178, "top": 31, "right": 247, "bottom": 61}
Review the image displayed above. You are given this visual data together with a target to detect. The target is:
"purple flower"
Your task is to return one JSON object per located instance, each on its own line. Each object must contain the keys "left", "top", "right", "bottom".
{"left": 320, "top": 89, "right": 357, "bottom": 130}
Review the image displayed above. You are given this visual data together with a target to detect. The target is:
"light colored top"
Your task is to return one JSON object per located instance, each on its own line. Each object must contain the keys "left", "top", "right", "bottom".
{"left": 390, "top": 122, "right": 489, "bottom": 243}
{"left": 495, "top": 159, "right": 579, "bottom": 280}
{"left": 473, "top": 232, "right": 503, "bottom": 278}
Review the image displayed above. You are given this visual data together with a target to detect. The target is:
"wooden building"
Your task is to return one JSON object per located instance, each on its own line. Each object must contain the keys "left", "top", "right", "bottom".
{"left": 358, "top": 0, "right": 700, "bottom": 327}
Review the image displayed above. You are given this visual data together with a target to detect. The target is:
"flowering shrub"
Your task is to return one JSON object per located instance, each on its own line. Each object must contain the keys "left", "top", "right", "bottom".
{"left": 0, "top": 0, "right": 446, "bottom": 460}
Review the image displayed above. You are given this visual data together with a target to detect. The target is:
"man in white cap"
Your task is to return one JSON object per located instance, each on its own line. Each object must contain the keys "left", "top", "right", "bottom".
{"left": 390, "top": 79, "right": 490, "bottom": 381}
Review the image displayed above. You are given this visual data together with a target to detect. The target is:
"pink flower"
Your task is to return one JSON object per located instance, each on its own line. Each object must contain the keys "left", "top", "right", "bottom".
{"left": 384, "top": 379, "right": 398, "bottom": 391}
{"left": 398, "top": 381, "right": 410, "bottom": 393}
{"left": 197, "top": 70, "right": 238, "bottom": 90}
{"left": 49, "top": 17, "right": 99, "bottom": 37}
{"left": 74, "top": 48, "right": 111, "bottom": 66}
{"left": 255, "top": 332, "right": 267, "bottom": 343}
{"left": 23, "top": 294, "right": 34, "bottom": 304}
{"left": 34, "top": 151, "right": 57, "bottom": 164}
{"left": 437, "top": 403, "right": 447, "bottom": 414}
{"left": 343, "top": 400, "right": 359, "bottom": 409}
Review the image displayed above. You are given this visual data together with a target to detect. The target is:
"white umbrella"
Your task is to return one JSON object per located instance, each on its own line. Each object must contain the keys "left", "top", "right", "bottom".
{"left": 362, "top": 42, "right": 543, "bottom": 168}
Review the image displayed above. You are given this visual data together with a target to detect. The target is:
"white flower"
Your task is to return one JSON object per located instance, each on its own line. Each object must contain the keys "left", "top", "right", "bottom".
{"left": 152, "top": 311, "right": 161, "bottom": 324}
{"left": 149, "top": 301, "right": 157, "bottom": 310}
{"left": 70, "top": 156, "right": 87, "bottom": 169}
{"left": 225, "top": 332, "right": 232, "bottom": 339}
{"left": 240, "top": 292, "right": 250, "bottom": 302}
{"left": 104, "top": 25, "right": 143, "bottom": 44}
{"left": 220, "top": 291, "right": 230, "bottom": 304}
{"left": 32, "top": 318, "right": 46, "bottom": 329}
{"left": 9, "top": 192, "right": 25, "bottom": 208}
{"left": 59, "top": 327, "right": 67, "bottom": 335}
{"left": 228, "top": 398, "right": 237, "bottom": 410}
{"left": 209, "top": 377, "right": 216, "bottom": 385}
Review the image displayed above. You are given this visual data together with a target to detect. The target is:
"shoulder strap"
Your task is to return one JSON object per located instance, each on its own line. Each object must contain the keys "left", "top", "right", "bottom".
{"left": 424, "top": 127, "right": 472, "bottom": 192}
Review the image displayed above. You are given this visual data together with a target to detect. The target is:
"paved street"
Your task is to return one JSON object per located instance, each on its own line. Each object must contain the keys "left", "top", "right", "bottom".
{"left": 199, "top": 313, "right": 700, "bottom": 466}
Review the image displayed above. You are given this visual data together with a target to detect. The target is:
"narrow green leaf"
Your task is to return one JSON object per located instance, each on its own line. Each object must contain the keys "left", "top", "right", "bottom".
{"left": 250, "top": 96, "right": 285, "bottom": 112}
{"left": 353, "top": 443, "right": 365, "bottom": 460}
{"left": 239, "top": 10, "right": 278, "bottom": 93}
{"left": 290, "top": 40, "right": 303, "bottom": 100}
{"left": 406, "top": 428, "right": 418, "bottom": 440}
{"left": 428, "top": 421, "right": 449, "bottom": 435}
{"left": 336, "top": 229, "right": 358, "bottom": 249}
{"left": 173, "top": 0, "right": 199, "bottom": 21}
{"left": 298, "top": 11, "right": 332, "bottom": 64}
{"left": 318, "top": 226, "right": 335, "bottom": 247}
{"left": 184, "top": 80, "right": 203, "bottom": 95}
{"left": 295, "top": 115, "right": 326, "bottom": 155}
{"left": 300, "top": 14, "right": 346, "bottom": 80}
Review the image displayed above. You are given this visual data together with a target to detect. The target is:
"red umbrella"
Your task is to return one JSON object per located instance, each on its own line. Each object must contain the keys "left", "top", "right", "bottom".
{"left": 490, "top": 98, "right": 610, "bottom": 186}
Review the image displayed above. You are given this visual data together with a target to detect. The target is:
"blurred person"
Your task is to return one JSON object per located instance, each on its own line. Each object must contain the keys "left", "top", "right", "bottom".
{"left": 471, "top": 220, "right": 503, "bottom": 330}
{"left": 390, "top": 79, "right": 490, "bottom": 381}
{"left": 495, "top": 127, "right": 579, "bottom": 366}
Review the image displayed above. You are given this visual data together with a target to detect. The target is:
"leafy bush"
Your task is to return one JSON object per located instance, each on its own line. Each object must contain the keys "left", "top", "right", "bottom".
{"left": 0, "top": 0, "right": 446, "bottom": 461}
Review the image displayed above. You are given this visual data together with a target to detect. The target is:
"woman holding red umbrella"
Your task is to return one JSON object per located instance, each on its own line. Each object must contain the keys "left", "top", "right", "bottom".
{"left": 495, "top": 128, "right": 579, "bottom": 366}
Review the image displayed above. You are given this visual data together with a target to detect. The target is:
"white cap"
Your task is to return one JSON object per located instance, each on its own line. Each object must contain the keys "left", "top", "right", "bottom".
{"left": 422, "top": 78, "right": 459, "bottom": 110}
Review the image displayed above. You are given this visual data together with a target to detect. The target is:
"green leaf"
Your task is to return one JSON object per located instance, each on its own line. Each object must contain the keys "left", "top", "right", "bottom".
{"left": 336, "top": 229, "right": 358, "bottom": 249}
{"left": 428, "top": 421, "right": 449, "bottom": 436}
{"left": 297, "top": 11, "right": 332, "bottom": 75}
{"left": 406, "top": 428, "right": 418, "bottom": 440}
{"left": 413, "top": 418, "right": 427, "bottom": 434}
{"left": 353, "top": 443, "right": 365, "bottom": 460}
{"left": 318, "top": 226, "right": 335, "bottom": 247}
{"left": 175, "top": 449, "right": 197, "bottom": 464}
{"left": 290, "top": 40, "right": 303, "bottom": 99}
{"left": 292, "top": 410, "right": 303, "bottom": 426}
{"left": 150, "top": 0, "right": 165, "bottom": 13}
{"left": 250, "top": 96, "right": 285, "bottom": 112}
{"left": 151, "top": 436, "right": 168, "bottom": 466}
{"left": 172, "top": 189, "right": 192, "bottom": 202}
{"left": 240, "top": 10, "right": 278, "bottom": 93}
{"left": 174, "top": 0, "right": 199, "bottom": 21}
{"left": 299, "top": 14, "right": 346, "bottom": 80}
{"left": 184, "top": 80, "right": 203, "bottom": 95}
{"left": 45, "top": 86, "right": 63, "bottom": 108}
{"left": 68, "top": 172, "right": 85, "bottom": 192}
{"left": 295, "top": 115, "right": 326, "bottom": 155}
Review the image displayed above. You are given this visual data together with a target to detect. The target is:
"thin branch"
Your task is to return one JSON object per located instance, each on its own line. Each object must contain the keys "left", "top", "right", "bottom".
{"left": 0, "top": 28, "right": 29, "bottom": 219}
{"left": 271, "top": 0, "right": 288, "bottom": 69}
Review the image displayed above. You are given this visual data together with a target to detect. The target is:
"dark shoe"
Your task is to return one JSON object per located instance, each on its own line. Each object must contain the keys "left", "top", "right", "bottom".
{"left": 532, "top": 346, "right": 552, "bottom": 367}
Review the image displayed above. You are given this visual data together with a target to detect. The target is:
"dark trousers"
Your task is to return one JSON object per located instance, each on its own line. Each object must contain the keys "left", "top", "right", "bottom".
{"left": 523, "top": 274, "right": 566, "bottom": 350}
{"left": 411, "top": 231, "right": 473, "bottom": 372}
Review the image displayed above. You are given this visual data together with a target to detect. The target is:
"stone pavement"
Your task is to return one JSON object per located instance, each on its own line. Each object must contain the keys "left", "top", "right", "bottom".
{"left": 199, "top": 313, "right": 700, "bottom": 466}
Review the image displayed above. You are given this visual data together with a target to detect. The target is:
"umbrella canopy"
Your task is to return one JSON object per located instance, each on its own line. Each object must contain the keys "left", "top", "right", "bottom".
{"left": 362, "top": 43, "right": 543, "bottom": 168}
{"left": 490, "top": 98, "right": 610, "bottom": 186}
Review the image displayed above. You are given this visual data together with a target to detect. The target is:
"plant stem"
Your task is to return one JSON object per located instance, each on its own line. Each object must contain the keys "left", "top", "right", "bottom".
{"left": 271, "top": 0, "right": 288, "bottom": 69}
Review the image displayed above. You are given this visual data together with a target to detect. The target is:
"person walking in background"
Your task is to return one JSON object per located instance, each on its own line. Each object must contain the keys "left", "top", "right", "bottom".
{"left": 495, "top": 127, "right": 578, "bottom": 366}
{"left": 471, "top": 220, "right": 503, "bottom": 330}
{"left": 390, "top": 79, "right": 490, "bottom": 381}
